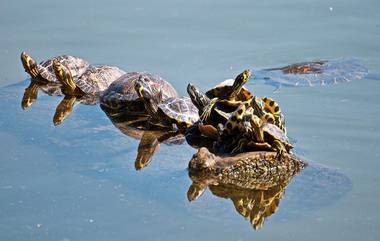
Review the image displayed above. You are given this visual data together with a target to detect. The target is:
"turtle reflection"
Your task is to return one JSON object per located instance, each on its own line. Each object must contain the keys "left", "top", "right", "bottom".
{"left": 187, "top": 147, "right": 306, "bottom": 230}
{"left": 102, "top": 109, "right": 185, "bottom": 170}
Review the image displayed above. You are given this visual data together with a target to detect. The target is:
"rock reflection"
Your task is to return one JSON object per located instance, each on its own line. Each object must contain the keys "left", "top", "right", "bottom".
{"left": 187, "top": 147, "right": 306, "bottom": 230}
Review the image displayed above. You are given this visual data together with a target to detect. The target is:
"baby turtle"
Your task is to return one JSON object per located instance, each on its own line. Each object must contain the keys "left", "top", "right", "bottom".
{"left": 205, "top": 69, "right": 253, "bottom": 101}
{"left": 21, "top": 51, "right": 89, "bottom": 83}
{"left": 135, "top": 76, "right": 199, "bottom": 130}
{"left": 52, "top": 60, "right": 125, "bottom": 125}
{"left": 100, "top": 72, "right": 178, "bottom": 116}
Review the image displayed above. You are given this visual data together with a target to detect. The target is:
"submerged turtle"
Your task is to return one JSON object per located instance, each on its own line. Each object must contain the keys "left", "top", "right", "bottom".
{"left": 186, "top": 147, "right": 352, "bottom": 230}
{"left": 135, "top": 76, "right": 199, "bottom": 130}
{"left": 100, "top": 72, "right": 178, "bottom": 117}
{"left": 187, "top": 147, "right": 306, "bottom": 230}
{"left": 52, "top": 60, "right": 125, "bottom": 125}
{"left": 20, "top": 51, "right": 89, "bottom": 83}
{"left": 255, "top": 59, "right": 368, "bottom": 88}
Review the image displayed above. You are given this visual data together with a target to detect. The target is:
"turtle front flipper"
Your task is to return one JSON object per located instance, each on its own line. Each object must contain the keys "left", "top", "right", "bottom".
{"left": 21, "top": 81, "right": 41, "bottom": 109}
{"left": 21, "top": 51, "right": 39, "bottom": 79}
{"left": 53, "top": 95, "right": 77, "bottom": 126}
{"left": 53, "top": 59, "right": 77, "bottom": 95}
{"left": 272, "top": 140, "right": 287, "bottom": 160}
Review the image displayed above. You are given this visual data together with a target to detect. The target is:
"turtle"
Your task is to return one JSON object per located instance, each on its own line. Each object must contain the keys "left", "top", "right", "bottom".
{"left": 254, "top": 59, "right": 368, "bottom": 89}
{"left": 20, "top": 51, "right": 90, "bottom": 83}
{"left": 52, "top": 60, "right": 126, "bottom": 125}
{"left": 99, "top": 72, "right": 178, "bottom": 117}
{"left": 187, "top": 147, "right": 306, "bottom": 230}
{"left": 134, "top": 76, "right": 199, "bottom": 131}
{"left": 205, "top": 69, "right": 253, "bottom": 101}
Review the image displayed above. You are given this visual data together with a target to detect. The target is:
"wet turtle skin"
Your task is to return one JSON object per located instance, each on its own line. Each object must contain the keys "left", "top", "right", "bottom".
{"left": 100, "top": 72, "right": 178, "bottom": 114}
{"left": 21, "top": 51, "right": 90, "bottom": 83}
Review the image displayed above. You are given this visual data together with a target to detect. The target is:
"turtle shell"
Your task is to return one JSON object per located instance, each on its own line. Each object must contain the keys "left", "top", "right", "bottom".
{"left": 100, "top": 72, "right": 178, "bottom": 112}
{"left": 74, "top": 65, "right": 125, "bottom": 95}
{"left": 158, "top": 97, "right": 199, "bottom": 127}
{"left": 206, "top": 79, "right": 253, "bottom": 101}
{"left": 262, "top": 123, "right": 292, "bottom": 149}
{"left": 38, "top": 55, "right": 90, "bottom": 83}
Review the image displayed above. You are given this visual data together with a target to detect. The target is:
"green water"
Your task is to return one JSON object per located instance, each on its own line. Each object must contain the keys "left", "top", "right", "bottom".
{"left": 1, "top": 0, "right": 380, "bottom": 240}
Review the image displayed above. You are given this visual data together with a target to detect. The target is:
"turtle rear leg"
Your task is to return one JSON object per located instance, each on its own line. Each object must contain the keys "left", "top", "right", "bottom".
{"left": 21, "top": 52, "right": 39, "bottom": 78}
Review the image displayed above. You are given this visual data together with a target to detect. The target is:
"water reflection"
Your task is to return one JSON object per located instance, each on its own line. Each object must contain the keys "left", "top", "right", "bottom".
{"left": 102, "top": 108, "right": 185, "bottom": 170}
{"left": 187, "top": 147, "right": 306, "bottom": 230}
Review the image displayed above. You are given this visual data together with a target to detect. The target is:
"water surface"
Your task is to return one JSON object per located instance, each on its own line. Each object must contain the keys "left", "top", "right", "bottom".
{"left": 1, "top": 0, "right": 380, "bottom": 240}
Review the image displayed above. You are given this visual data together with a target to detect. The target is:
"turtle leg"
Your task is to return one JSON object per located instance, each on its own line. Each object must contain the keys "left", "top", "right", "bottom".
{"left": 272, "top": 139, "right": 287, "bottom": 160}
{"left": 53, "top": 95, "right": 77, "bottom": 126}
{"left": 53, "top": 59, "right": 77, "bottom": 95}
{"left": 21, "top": 52, "right": 39, "bottom": 79}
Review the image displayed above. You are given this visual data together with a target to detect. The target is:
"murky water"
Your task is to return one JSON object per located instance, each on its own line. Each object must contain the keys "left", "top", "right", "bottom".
{"left": 1, "top": 0, "right": 380, "bottom": 240}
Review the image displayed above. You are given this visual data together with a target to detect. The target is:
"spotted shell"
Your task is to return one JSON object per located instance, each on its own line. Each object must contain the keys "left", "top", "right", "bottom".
{"left": 100, "top": 72, "right": 178, "bottom": 111}
{"left": 158, "top": 97, "right": 199, "bottom": 126}
{"left": 37, "top": 55, "right": 90, "bottom": 83}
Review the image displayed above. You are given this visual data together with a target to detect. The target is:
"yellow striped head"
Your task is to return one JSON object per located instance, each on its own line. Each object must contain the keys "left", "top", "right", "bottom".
{"left": 21, "top": 51, "right": 38, "bottom": 78}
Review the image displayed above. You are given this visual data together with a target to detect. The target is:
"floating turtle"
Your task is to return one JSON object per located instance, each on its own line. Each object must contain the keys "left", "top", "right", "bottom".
{"left": 100, "top": 72, "right": 178, "bottom": 117}
{"left": 254, "top": 59, "right": 368, "bottom": 89}
{"left": 135, "top": 76, "right": 199, "bottom": 130}
{"left": 187, "top": 147, "right": 306, "bottom": 230}
{"left": 20, "top": 51, "right": 89, "bottom": 83}
{"left": 52, "top": 60, "right": 125, "bottom": 125}
{"left": 186, "top": 147, "right": 352, "bottom": 230}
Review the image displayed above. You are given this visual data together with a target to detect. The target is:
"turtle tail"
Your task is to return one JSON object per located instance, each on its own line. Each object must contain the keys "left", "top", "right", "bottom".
{"left": 21, "top": 51, "right": 39, "bottom": 79}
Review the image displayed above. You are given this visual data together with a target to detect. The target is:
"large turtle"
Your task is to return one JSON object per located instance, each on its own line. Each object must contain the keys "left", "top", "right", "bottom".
{"left": 135, "top": 76, "right": 199, "bottom": 131}
{"left": 21, "top": 51, "right": 89, "bottom": 83}
{"left": 99, "top": 72, "right": 178, "bottom": 117}
{"left": 52, "top": 60, "right": 125, "bottom": 125}
{"left": 187, "top": 147, "right": 306, "bottom": 230}
{"left": 255, "top": 59, "right": 368, "bottom": 89}
{"left": 186, "top": 147, "right": 352, "bottom": 231}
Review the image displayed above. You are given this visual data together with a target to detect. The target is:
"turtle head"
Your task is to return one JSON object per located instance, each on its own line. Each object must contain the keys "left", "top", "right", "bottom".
{"left": 134, "top": 75, "right": 162, "bottom": 115}
{"left": 21, "top": 51, "right": 39, "bottom": 79}
{"left": 230, "top": 69, "right": 252, "bottom": 97}
{"left": 187, "top": 83, "right": 210, "bottom": 113}
{"left": 188, "top": 147, "right": 217, "bottom": 174}
{"left": 53, "top": 96, "right": 77, "bottom": 126}
{"left": 53, "top": 59, "right": 76, "bottom": 95}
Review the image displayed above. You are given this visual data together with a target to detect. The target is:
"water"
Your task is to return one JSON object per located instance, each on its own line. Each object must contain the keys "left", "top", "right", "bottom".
{"left": 1, "top": 0, "right": 380, "bottom": 240}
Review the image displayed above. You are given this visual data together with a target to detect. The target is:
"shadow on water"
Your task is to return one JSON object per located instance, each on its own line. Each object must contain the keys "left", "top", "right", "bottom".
{"left": 0, "top": 80, "right": 353, "bottom": 232}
